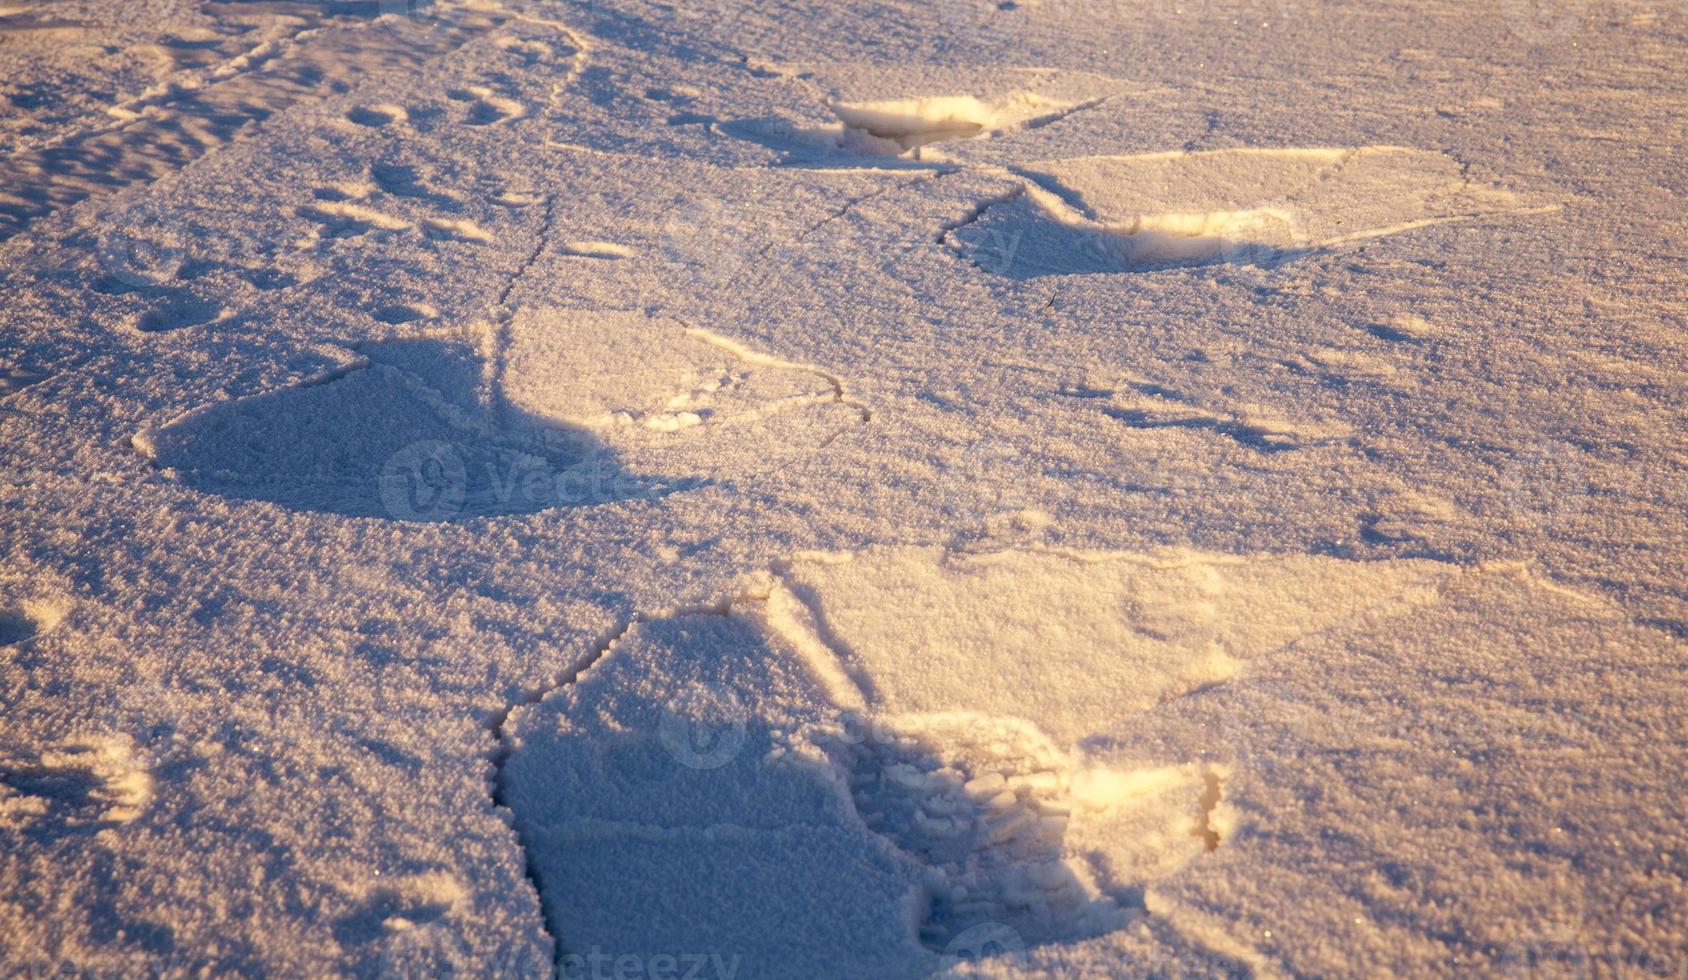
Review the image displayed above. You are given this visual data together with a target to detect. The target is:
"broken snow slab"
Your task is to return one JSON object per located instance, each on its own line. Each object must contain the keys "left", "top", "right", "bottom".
{"left": 498, "top": 546, "right": 1478, "bottom": 974}
{"left": 722, "top": 65, "right": 1133, "bottom": 161}
{"left": 950, "top": 146, "right": 1542, "bottom": 275}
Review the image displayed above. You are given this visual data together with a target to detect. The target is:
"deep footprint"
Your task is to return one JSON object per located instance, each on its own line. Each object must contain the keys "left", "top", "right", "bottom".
{"left": 809, "top": 711, "right": 1133, "bottom": 949}
{"left": 0, "top": 736, "right": 151, "bottom": 836}
{"left": 346, "top": 103, "right": 409, "bottom": 128}
{"left": 134, "top": 292, "right": 223, "bottom": 333}
{"left": 0, "top": 599, "right": 64, "bottom": 647}
{"left": 496, "top": 549, "right": 1455, "bottom": 971}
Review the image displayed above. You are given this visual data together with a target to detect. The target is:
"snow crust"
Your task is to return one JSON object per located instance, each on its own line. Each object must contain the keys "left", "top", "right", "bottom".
{"left": 2, "top": 0, "right": 1685, "bottom": 976}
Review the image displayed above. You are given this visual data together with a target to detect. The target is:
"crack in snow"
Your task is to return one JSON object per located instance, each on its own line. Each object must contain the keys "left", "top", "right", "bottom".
{"left": 1019, "top": 96, "right": 1111, "bottom": 132}
{"left": 935, "top": 178, "right": 1027, "bottom": 244}
{"left": 484, "top": 594, "right": 751, "bottom": 966}
{"left": 494, "top": 192, "right": 556, "bottom": 314}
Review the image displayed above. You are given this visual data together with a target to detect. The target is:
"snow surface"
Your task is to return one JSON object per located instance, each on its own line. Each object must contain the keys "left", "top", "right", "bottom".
{"left": 1, "top": 0, "right": 1686, "bottom": 976}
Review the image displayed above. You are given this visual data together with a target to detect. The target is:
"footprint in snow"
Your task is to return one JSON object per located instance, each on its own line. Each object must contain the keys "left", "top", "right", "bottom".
{"left": 138, "top": 309, "right": 864, "bottom": 520}
{"left": 949, "top": 146, "right": 1538, "bottom": 276}
{"left": 0, "top": 597, "right": 66, "bottom": 648}
{"left": 447, "top": 86, "right": 525, "bottom": 126}
{"left": 345, "top": 103, "right": 408, "bottom": 128}
{"left": 137, "top": 336, "right": 645, "bottom": 521}
{"left": 498, "top": 547, "right": 1462, "bottom": 970}
{"left": 0, "top": 735, "right": 152, "bottom": 838}
{"left": 131, "top": 290, "right": 224, "bottom": 333}
{"left": 0, "top": 365, "right": 48, "bottom": 401}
